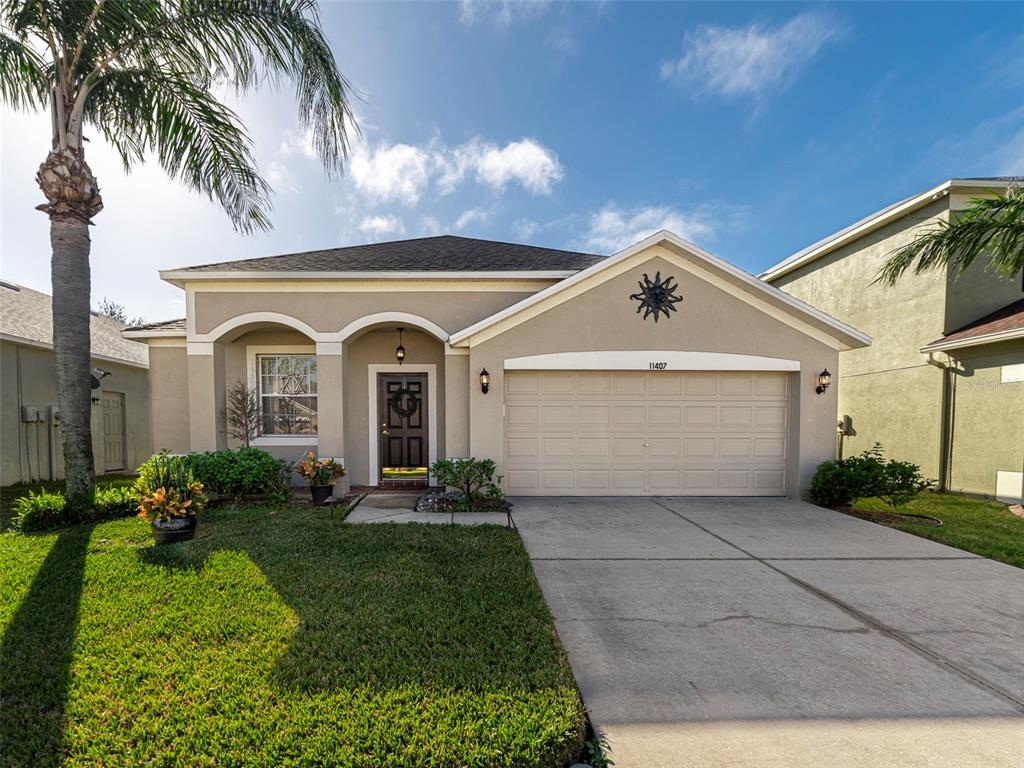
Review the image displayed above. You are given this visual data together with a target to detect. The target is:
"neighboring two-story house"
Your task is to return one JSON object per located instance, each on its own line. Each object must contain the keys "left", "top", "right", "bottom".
{"left": 762, "top": 178, "right": 1024, "bottom": 504}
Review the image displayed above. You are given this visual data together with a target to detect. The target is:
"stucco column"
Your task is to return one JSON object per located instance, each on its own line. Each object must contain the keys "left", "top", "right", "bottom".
{"left": 186, "top": 341, "right": 226, "bottom": 452}
{"left": 316, "top": 342, "right": 347, "bottom": 493}
{"left": 444, "top": 349, "right": 470, "bottom": 458}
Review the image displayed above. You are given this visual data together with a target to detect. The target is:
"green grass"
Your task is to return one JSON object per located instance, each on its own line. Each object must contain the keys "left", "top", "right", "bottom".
{"left": 0, "top": 508, "right": 584, "bottom": 767}
{"left": 0, "top": 475, "right": 136, "bottom": 531}
{"left": 855, "top": 491, "right": 1024, "bottom": 568}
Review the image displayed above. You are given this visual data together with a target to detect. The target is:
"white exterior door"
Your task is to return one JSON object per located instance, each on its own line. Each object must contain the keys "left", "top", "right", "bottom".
{"left": 100, "top": 391, "right": 127, "bottom": 472}
{"left": 503, "top": 371, "right": 791, "bottom": 496}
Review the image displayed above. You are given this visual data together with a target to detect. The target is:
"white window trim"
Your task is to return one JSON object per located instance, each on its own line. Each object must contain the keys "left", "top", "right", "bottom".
{"left": 368, "top": 363, "right": 437, "bottom": 485}
{"left": 246, "top": 345, "right": 319, "bottom": 447}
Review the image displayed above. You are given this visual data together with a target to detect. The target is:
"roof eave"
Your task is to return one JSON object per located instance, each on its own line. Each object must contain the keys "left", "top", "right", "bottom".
{"left": 122, "top": 328, "right": 186, "bottom": 339}
{"left": 450, "top": 230, "right": 872, "bottom": 350}
{"left": 920, "top": 327, "right": 1024, "bottom": 353}
{"left": 0, "top": 332, "right": 149, "bottom": 368}
{"left": 160, "top": 269, "right": 581, "bottom": 288}
{"left": 760, "top": 178, "right": 1016, "bottom": 283}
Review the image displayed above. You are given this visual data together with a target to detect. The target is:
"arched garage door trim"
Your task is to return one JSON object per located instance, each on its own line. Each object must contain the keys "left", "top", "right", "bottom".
{"left": 503, "top": 350, "right": 801, "bottom": 371}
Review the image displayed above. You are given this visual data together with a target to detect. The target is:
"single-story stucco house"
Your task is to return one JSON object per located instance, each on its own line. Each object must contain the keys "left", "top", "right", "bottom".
{"left": 123, "top": 232, "right": 870, "bottom": 497}
{"left": 1, "top": 280, "right": 151, "bottom": 484}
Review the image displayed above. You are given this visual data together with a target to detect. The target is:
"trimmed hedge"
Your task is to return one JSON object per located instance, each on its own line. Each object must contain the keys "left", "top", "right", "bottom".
{"left": 810, "top": 443, "right": 933, "bottom": 508}
{"left": 12, "top": 486, "right": 139, "bottom": 532}
{"left": 137, "top": 448, "right": 292, "bottom": 502}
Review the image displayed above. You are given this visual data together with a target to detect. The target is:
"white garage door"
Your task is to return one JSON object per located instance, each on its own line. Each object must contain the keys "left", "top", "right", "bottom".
{"left": 504, "top": 371, "right": 791, "bottom": 496}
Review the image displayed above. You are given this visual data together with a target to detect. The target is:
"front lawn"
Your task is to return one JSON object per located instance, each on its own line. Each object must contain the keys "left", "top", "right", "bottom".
{"left": 853, "top": 491, "right": 1024, "bottom": 568}
{"left": 0, "top": 475, "right": 136, "bottom": 531}
{"left": 1, "top": 507, "right": 584, "bottom": 766}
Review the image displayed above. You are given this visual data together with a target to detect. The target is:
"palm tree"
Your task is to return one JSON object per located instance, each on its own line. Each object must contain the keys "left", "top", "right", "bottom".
{"left": 1, "top": 0, "right": 354, "bottom": 505}
{"left": 878, "top": 183, "right": 1024, "bottom": 285}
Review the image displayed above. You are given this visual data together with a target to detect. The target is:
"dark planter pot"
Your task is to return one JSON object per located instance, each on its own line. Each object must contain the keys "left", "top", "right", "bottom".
{"left": 151, "top": 516, "right": 197, "bottom": 545}
{"left": 309, "top": 485, "right": 334, "bottom": 505}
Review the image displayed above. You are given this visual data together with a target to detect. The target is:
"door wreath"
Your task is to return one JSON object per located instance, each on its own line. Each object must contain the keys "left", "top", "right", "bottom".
{"left": 388, "top": 387, "right": 421, "bottom": 418}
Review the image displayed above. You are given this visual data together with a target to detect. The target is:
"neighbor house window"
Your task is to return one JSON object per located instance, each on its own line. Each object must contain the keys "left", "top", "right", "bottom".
{"left": 257, "top": 354, "right": 317, "bottom": 435}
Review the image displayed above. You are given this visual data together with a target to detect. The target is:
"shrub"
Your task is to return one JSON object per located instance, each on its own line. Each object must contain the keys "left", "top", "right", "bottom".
{"left": 12, "top": 486, "right": 140, "bottom": 532}
{"left": 810, "top": 443, "right": 933, "bottom": 509}
{"left": 90, "top": 486, "right": 141, "bottom": 521}
{"left": 295, "top": 450, "right": 346, "bottom": 486}
{"left": 136, "top": 448, "right": 291, "bottom": 502}
{"left": 12, "top": 490, "right": 67, "bottom": 532}
{"left": 136, "top": 453, "right": 208, "bottom": 522}
{"left": 429, "top": 458, "right": 504, "bottom": 512}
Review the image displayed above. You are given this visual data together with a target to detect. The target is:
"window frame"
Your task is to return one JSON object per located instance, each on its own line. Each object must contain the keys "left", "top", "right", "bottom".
{"left": 245, "top": 345, "right": 319, "bottom": 446}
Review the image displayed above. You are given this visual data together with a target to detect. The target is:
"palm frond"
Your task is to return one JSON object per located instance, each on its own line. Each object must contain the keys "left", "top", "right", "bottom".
{"left": 82, "top": 1, "right": 356, "bottom": 176}
{"left": 86, "top": 66, "right": 272, "bottom": 233}
{"left": 3, "top": 0, "right": 356, "bottom": 231}
{"left": 0, "top": 29, "right": 48, "bottom": 109}
{"left": 878, "top": 184, "right": 1024, "bottom": 284}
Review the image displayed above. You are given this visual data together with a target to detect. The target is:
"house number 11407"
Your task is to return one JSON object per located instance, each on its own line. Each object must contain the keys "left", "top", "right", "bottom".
{"left": 649, "top": 362, "right": 668, "bottom": 370}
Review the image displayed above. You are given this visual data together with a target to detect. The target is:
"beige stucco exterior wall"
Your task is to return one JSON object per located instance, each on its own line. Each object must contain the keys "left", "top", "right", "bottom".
{"left": 148, "top": 345, "right": 190, "bottom": 453}
{"left": 0, "top": 339, "right": 151, "bottom": 484}
{"left": 947, "top": 340, "right": 1024, "bottom": 498}
{"left": 771, "top": 199, "right": 950, "bottom": 477}
{"left": 191, "top": 287, "right": 542, "bottom": 338}
{"left": 467, "top": 251, "right": 840, "bottom": 497}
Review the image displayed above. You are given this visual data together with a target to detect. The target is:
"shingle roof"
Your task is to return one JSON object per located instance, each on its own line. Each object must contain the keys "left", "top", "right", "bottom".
{"left": 927, "top": 298, "right": 1024, "bottom": 348}
{"left": 125, "top": 318, "right": 186, "bottom": 332}
{"left": 0, "top": 282, "right": 149, "bottom": 366}
{"left": 168, "top": 235, "right": 606, "bottom": 274}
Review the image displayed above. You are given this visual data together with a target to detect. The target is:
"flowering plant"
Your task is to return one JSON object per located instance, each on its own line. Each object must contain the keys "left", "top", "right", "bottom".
{"left": 296, "top": 450, "right": 346, "bottom": 486}
{"left": 136, "top": 453, "right": 208, "bottom": 522}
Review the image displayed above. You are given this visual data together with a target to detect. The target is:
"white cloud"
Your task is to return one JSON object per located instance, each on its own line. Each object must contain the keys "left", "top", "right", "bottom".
{"left": 581, "top": 203, "right": 722, "bottom": 253}
{"left": 348, "top": 135, "right": 563, "bottom": 205}
{"left": 359, "top": 214, "right": 406, "bottom": 240}
{"left": 513, "top": 218, "right": 540, "bottom": 239}
{"left": 418, "top": 215, "right": 444, "bottom": 236}
{"left": 473, "top": 139, "right": 564, "bottom": 194}
{"left": 454, "top": 206, "right": 493, "bottom": 231}
{"left": 661, "top": 12, "right": 844, "bottom": 99}
{"left": 459, "top": 0, "right": 550, "bottom": 28}
{"left": 350, "top": 142, "right": 433, "bottom": 205}
{"left": 266, "top": 161, "right": 300, "bottom": 195}
{"left": 277, "top": 127, "right": 317, "bottom": 159}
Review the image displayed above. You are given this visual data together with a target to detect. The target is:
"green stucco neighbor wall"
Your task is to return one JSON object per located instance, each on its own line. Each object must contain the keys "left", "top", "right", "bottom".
{"left": 771, "top": 195, "right": 1024, "bottom": 499}
{"left": 947, "top": 340, "right": 1024, "bottom": 499}
{"left": 772, "top": 199, "right": 950, "bottom": 480}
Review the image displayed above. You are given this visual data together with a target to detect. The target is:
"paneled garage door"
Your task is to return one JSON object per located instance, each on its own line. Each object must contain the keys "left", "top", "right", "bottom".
{"left": 504, "top": 371, "right": 791, "bottom": 496}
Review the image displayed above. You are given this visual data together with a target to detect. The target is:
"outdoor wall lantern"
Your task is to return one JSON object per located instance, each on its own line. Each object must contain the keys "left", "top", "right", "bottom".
{"left": 479, "top": 368, "right": 491, "bottom": 394}
{"left": 815, "top": 368, "right": 832, "bottom": 395}
{"left": 395, "top": 327, "right": 406, "bottom": 365}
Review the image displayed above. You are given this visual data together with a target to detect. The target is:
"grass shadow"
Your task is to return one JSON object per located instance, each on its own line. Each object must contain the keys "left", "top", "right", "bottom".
{"left": 1, "top": 525, "right": 94, "bottom": 766}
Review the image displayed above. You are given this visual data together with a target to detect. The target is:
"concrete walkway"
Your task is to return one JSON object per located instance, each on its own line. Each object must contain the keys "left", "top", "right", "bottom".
{"left": 346, "top": 494, "right": 509, "bottom": 526}
{"left": 513, "top": 497, "right": 1024, "bottom": 768}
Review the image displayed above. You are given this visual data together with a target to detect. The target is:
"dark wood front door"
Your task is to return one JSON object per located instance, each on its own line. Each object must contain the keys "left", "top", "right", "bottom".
{"left": 379, "top": 373, "right": 428, "bottom": 476}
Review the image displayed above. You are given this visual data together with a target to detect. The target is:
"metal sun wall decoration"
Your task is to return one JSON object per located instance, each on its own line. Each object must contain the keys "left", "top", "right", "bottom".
{"left": 629, "top": 271, "right": 683, "bottom": 322}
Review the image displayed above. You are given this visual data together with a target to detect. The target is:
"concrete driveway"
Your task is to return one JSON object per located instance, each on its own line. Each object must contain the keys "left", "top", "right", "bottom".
{"left": 512, "top": 497, "right": 1024, "bottom": 768}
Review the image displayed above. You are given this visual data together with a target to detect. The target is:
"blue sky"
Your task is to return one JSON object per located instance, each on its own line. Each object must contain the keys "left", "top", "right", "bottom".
{"left": 1, "top": 1, "right": 1022, "bottom": 322}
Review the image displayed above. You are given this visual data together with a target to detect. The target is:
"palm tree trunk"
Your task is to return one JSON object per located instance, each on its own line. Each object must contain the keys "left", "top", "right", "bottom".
{"left": 50, "top": 217, "right": 95, "bottom": 502}
{"left": 37, "top": 146, "right": 104, "bottom": 506}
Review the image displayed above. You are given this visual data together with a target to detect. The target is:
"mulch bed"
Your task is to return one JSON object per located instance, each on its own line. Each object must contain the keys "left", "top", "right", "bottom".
{"left": 836, "top": 505, "right": 943, "bottom": 527}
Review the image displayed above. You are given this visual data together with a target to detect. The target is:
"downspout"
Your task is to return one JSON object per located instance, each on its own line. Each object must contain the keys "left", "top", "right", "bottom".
{"left": 16, "top": 346, "right": 26, "bottom": 483}
{"left": 925, "top": 352, "right": 955, "bottom": 491}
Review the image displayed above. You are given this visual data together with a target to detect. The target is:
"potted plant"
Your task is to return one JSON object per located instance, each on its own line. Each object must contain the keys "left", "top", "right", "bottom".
{"left": 136, "top": 453, "right": 208, "bottom": 544}
{"left": 296, "top": 450, "right": 346, "bottom": 505}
